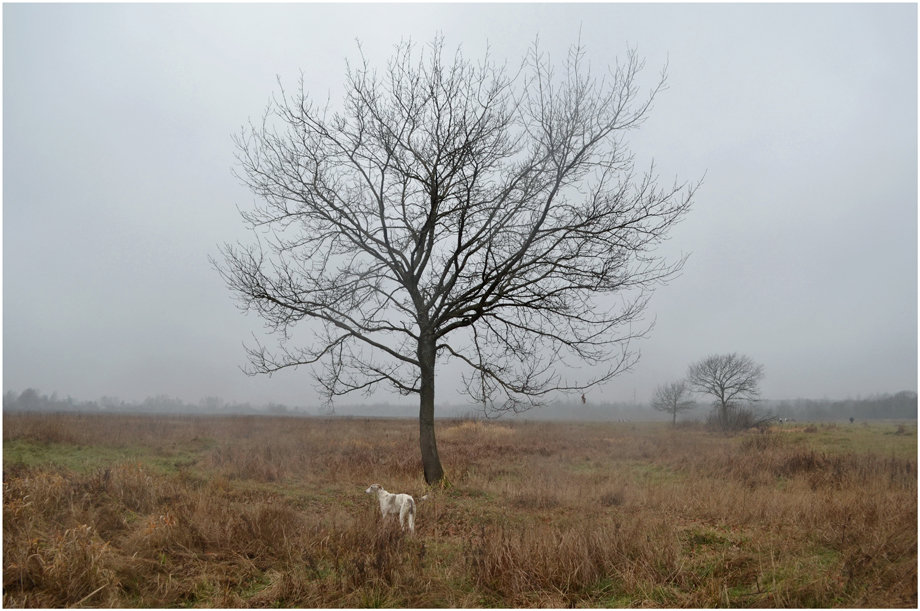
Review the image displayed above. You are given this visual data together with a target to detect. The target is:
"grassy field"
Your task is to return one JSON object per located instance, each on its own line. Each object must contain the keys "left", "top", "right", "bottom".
{"left": 2, "top": 412, "right": 916, "bottom": 607}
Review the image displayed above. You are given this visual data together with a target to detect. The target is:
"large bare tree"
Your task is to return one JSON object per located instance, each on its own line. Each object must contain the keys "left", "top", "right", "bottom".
{"left": 687, "top": 353, "right": 764, "bottom": 429}
{"left": 216, "top": 37, "right": 697, "bottom": 483}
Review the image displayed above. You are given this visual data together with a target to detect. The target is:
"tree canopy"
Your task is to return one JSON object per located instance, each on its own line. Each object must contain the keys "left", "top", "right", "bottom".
{"left": 687, "top": 353, "right": 764, "bottom": 429}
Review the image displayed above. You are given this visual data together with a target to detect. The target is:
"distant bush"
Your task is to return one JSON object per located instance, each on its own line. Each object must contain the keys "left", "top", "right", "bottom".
{"left": 597, "top": 488, "right": 626, "bottom": 507}
{"left": 740, "top": 432, "right": 784, "bottom": 452}
{"left": 705, "top": 406, "right": 757, "bottom": 431}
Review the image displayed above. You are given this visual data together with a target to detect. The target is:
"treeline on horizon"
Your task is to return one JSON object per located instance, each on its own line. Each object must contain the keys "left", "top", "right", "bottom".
{"left": 3, "top": 388, "right": 917, "bottom": 422}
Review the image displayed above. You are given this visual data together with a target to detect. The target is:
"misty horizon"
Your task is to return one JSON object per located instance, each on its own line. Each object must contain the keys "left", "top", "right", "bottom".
{"left": 4, "top": 386, "right": 916, "bottom": 424}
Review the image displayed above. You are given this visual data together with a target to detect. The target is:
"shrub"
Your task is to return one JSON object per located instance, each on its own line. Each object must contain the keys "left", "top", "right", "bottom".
{"left": 706, "top": 406, "right": 757, "bottom": 431}
{"left": 4, "top": 524, "right": 118, "bottom": 607}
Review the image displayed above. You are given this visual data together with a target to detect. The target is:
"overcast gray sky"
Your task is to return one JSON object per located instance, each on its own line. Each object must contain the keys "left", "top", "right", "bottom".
{"left": 3, "top": 3, "right": 917, "bottom": 411}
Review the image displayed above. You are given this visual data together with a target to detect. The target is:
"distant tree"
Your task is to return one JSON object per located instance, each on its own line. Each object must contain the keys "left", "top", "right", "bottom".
{"left": 265, "top": 403, "right": 282, "bottom": 414}
{"left": 687, "top": 353, "right": 764, "bottom": 430}
{"left": 216, "top": 36, "right": 697, "bottom": 484}
{"left": 18, "top": 388, "right": 41, "bottom": 411}
{"left": 100, "top": 396, "right": 123, "bottom": 411}
{"left": 651, "top": 380, "right": 696, "bottom": 425}
{"left": 199, "top": 396, "right": 225, "bottom": 413}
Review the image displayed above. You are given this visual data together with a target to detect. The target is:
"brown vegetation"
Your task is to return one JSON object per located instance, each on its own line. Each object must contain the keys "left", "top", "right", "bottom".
{"left": 3, "top": 412, "right": 916, "bottom": 607}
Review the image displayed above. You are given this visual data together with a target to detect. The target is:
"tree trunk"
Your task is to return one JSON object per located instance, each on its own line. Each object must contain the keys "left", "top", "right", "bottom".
{"left": 418, "top": 333, "right": 444, "bottom": 484}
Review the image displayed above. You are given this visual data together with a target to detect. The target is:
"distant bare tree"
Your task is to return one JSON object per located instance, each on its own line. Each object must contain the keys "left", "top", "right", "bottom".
{"left": 687, "top": 353, "right": 764, "bottom": 430}
{"left": 651, "top": 380, "right": 696, "bottom": 425}
{"left": 215, "top": 36, "right": 697, "bottom": 483}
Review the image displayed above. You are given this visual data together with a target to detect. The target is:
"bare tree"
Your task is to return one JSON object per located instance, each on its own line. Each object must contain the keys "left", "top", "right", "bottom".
{"left": 651, "top": 380, "right": 696, "bottom": 425}
{"left": 215, "top": 36, "right": 697, "bottom": 483}
{"left": 687, "top": 353, "right": 764, "bottom": 430}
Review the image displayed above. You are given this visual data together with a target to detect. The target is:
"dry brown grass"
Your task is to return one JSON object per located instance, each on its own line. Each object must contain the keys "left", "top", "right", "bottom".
{"left": 3, "top": 412, "right": 916, "bottom": 607}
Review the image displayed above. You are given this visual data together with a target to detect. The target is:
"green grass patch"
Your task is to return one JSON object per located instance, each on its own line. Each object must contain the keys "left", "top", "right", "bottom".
{"left": 4, "top": 439, "right": 152, "bottom": 473}
{"left": 791, "top": 422, "right": 917, "bottom": 457}
{"left": 624, "top": 460, "right": 684, "bottom": 484}
{"left": 684, "top": 527, "right": 732, "bottom": 549}
{"left": 3, "top": 438, "right": 211, "bottom": 476}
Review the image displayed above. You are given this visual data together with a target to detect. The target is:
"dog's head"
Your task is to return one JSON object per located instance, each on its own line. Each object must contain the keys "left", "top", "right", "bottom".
{"left": 365, "top": 483, "right": 382, "bottom": 494}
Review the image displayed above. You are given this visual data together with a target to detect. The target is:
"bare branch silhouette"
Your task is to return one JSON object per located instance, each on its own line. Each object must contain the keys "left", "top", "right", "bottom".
{"left": 687, "top": 353, "right": 764, "bottom": 430}
{"left": 215, "top": 36, "right": 697, "bottom": 482}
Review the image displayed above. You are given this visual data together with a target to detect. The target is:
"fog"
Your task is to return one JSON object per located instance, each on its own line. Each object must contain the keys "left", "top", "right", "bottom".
{"left": 3, "top": 3, "right": 916, "bottom": 412}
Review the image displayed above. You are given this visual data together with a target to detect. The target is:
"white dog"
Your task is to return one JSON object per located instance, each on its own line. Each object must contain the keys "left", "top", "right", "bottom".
{"left": 365, "top": 483, "right": 420, "bottom": 533}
